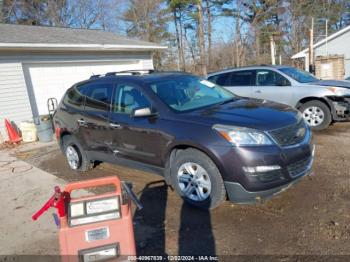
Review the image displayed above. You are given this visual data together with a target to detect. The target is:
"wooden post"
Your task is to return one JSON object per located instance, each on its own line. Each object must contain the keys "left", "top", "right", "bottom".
{"left": 325, "top": 19, "right": 328, "bottom": 56}
{"left": 309, "top": 18, "right": 314, "bottom": 73}
{"left": 270, "top": 36, "right": 275, "bottom": 65}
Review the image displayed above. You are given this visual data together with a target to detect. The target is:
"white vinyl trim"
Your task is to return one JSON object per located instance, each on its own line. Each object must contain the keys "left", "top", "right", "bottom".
{"left": 291, "top": 24, "right": 350, "bottom": 59}
{"left": 0, "top": 43, "right": 168, "bottom": 51}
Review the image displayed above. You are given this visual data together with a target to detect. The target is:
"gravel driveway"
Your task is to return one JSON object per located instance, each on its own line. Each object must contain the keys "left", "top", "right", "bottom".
{"left": 15, "top": 122, "right": 350, "bottom": 258}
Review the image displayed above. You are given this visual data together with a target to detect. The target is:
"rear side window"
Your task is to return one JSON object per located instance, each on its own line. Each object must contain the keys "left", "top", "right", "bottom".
{"left": 65, "top": 87, "right": 84, "bottom": 109}
{"left": 208, "top": 70, "right": 255, "bottom": 86}
{"left": 229, "top": 70, "right": 255, "bottom": 86}
{"left": 256, "top": 70, "right": 290, "bottom": 86}
{"left": 79, "top": 82, "right": 113, "bottom": 111}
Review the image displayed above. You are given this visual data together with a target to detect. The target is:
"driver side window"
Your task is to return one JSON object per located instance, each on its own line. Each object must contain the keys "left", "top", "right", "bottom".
{"left": 256, "top": 70, "right": 290, "bottom": 86}
{"left": 113, "top": 84, "right": 151, "bottom": 114}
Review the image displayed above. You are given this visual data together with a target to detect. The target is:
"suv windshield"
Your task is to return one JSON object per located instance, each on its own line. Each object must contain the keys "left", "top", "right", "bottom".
{"left": 149, "top": 75, "right": 235, "bottom": 112}
{"left": 279, "top": 67, "right": 318, "bottom": 83}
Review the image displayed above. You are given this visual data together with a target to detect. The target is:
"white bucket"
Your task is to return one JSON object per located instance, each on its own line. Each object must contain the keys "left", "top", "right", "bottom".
{"left": 20, "top": 121, "right": 37, "bottom": 142}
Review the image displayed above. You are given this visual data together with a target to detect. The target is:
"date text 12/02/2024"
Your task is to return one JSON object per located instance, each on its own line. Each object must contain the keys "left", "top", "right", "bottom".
{"left": 127, "top": 256, "right": 219, "bottom": 261}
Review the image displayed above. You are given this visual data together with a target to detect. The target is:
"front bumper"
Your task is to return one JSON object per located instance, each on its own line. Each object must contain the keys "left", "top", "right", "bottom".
{"left": 224, "top": 147, "right": 314, "bottom": 204}
{"left": 326, "top": 96, "right": 350, "bottom": 121}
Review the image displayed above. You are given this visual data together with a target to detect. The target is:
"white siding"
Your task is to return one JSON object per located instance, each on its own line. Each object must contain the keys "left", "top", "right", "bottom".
{"left": 0, "top": 51, "right": 155, "bottom": 142}
{"left": 24, "top": 60, "right": 143, "bottom": 115}
{"left": 315, "top": 31, "right": 350, "bottom": 77}
{"left": 140, "top": 59, "right": 154, "bottom": 69}
{"left": 0, "top": 62, "right": 32, "bottom": 141}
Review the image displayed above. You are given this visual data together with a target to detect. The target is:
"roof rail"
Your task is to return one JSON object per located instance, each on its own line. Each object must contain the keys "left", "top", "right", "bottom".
{"left": 90, "top": 74, "right": 101, "bottom": 79}
{"left": 89, "top": 69, "right": 188, "bottom": 80}
{"left": 105, "top": 69, "right": 154, "bottom": 76}
{"left": 89, "top": 70, "right": 149, "bottom": 79}
{"left": 150, "top": 70, "right": 188, "bottom": 74}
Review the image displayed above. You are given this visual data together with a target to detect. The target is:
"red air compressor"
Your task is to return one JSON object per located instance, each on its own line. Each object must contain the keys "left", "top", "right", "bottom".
{"left": 32, "top": 176, "right": 142, "bottom": 262}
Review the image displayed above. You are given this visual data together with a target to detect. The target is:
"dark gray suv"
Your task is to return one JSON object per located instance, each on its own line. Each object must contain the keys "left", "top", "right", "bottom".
{"left": 54, "top": 71, "right": 315, "bottom": 209}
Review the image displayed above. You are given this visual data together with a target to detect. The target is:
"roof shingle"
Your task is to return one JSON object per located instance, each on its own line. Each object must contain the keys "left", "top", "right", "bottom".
{"left": 0, "top": 23, "right": 165, "bottom": 50}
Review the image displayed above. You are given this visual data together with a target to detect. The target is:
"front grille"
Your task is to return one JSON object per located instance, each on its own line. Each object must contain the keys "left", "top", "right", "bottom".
{"left": 287, "top": 157, "right": 311, "bottom": 178}
{"left": 268, "top": 120, "right": 307, "bottom": 146}
{"left": 256, "top": 170, "right": 284, "bottom": 183}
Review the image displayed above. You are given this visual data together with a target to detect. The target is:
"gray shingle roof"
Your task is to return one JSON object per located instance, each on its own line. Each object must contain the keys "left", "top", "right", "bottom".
{"left": 0, "top": 23, "right": 166, "bottom": 50}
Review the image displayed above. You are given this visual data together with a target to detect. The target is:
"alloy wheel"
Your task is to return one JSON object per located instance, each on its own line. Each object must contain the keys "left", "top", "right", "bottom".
{"left": 303, "top": 106, "right": 325, "bottom": 127}
{"left": 177, "top": 162, "right": 212, "bottom": 202}
{"left": 66, "top": 145, "right": 80, "bottom": 170}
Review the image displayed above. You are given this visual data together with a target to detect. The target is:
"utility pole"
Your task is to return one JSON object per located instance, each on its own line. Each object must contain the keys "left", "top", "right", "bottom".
{"left": 270, "top": 35, "right": 276, "bottom": 65}
{"left": 309, "top": 17, "right": 314, "bottom": 73}
{"left": 325, "top": 19, "right": 328, "bottom": 56}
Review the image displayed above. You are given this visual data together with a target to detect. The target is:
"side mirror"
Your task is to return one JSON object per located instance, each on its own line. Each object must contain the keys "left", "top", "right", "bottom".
{"left": 131, "top": 107, "right": 156, "bottom": 117}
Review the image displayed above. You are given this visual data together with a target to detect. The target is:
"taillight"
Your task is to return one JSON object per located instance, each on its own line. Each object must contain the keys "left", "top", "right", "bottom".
{"left": 55, "top": 124, "right": 61, "bottom": 140}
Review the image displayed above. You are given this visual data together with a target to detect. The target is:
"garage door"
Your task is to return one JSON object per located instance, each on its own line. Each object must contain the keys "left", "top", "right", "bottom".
{"left": 24, "top": 61, "right": 141, "bottom": 115}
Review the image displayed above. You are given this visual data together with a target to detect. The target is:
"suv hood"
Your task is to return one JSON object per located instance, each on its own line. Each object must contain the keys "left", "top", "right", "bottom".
{"left": 310, "top": 80, "right": 350, "bottom": 89}
{"left": 183, "top": 98, "right": 300, "bottom": 131}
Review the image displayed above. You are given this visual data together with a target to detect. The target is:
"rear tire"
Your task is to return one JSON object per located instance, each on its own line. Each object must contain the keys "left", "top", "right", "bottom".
{"left": 62, "top": 135, "right": 93, "bottom": 172}
{"left": 170, "top": 148, "right": 226, "bottom": 209}
{"left": 300, "top": 100, "right": 332, "bottom": 130}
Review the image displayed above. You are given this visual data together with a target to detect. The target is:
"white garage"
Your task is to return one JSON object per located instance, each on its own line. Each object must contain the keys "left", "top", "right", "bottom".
{"left": 0, "top": 24, "right": 166, "bottom": 140}
{"left": 24, "top": 61, "right": 142, "bottom": 115}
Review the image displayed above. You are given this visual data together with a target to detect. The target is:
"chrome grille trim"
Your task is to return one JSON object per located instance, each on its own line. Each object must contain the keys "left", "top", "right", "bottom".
{"left": 267, "top": 120, "right": 307, "bottom": 147}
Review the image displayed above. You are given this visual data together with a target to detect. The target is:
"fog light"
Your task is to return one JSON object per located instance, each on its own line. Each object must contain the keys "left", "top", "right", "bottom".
{"left": 243, "top": 165, "right": 281, "bottom": 175}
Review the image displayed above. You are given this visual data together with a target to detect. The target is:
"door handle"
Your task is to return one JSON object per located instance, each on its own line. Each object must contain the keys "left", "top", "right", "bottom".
{"left": 255, "top": 90, "right": 262, "bottom": 93}
{"left": 110, "top": 123, "right": 122, "bottom": 129}
{"left": 77, "top": 119, "right": 87, "bottom": 126}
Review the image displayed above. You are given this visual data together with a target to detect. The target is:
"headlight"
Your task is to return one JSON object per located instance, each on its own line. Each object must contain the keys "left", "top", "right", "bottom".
{"left": 296, "top": 111, "right": 303, "bottom": 122}
{"left": 327, "top": 87, "right": 350, "bottom": 96}
{"left": 213, "top": 124, "right": 273, "bottom": 146}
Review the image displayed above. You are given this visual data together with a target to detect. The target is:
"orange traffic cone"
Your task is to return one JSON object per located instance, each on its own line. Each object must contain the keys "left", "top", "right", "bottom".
{"left": 5, "top": 119, "right": 21, "bottom": 143}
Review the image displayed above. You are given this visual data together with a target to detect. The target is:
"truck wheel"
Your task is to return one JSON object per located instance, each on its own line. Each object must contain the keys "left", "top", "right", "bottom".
{"left": 62, "top": 135, "right": 93, "bottom": 172}
{"left": 170, "top": 148, "right": 226, "bottom": 209}
{"left": 300, "top": 100, "right": 332, "bottom": 130}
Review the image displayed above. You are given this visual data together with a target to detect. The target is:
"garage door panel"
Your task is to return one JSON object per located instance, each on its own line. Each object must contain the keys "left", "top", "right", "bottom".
{"left": 25, "top": 61, "right": 141, "bottom": 115}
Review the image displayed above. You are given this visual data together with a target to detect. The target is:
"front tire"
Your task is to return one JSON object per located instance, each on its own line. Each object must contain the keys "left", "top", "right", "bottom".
{"left": 170, "top": 148, "right": 226, "bottom": 209}
{"left": 300, "top": 100, "right": 332, "bottom": 130}
{"left": 62, "top": 135, "right": 93, "bottom": 172}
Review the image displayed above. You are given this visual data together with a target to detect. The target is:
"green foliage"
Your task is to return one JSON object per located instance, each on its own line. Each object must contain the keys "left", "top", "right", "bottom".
{"left": 2, "top": 0, "right": 350, "bottom": 70}
{"left": 123, "top": 0, "right": 171, "bottom": 42}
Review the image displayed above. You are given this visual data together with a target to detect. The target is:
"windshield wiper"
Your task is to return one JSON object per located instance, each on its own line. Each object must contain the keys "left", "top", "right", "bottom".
{"left": 217, "top": 97, "right": 236, "bottom": 105}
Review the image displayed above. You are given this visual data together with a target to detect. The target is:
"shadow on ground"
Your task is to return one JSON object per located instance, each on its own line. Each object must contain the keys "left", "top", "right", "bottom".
{"left": 133, "top": 180, "right": 215, "bottom": 256}
{"left": 14, "top": 122, "right": 350, "bottom": 255}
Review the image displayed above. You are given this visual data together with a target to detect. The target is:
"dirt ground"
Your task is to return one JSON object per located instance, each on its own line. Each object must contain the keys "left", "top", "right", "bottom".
{"left": 15, "top": 122, "right": 350, "bottom": 258}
